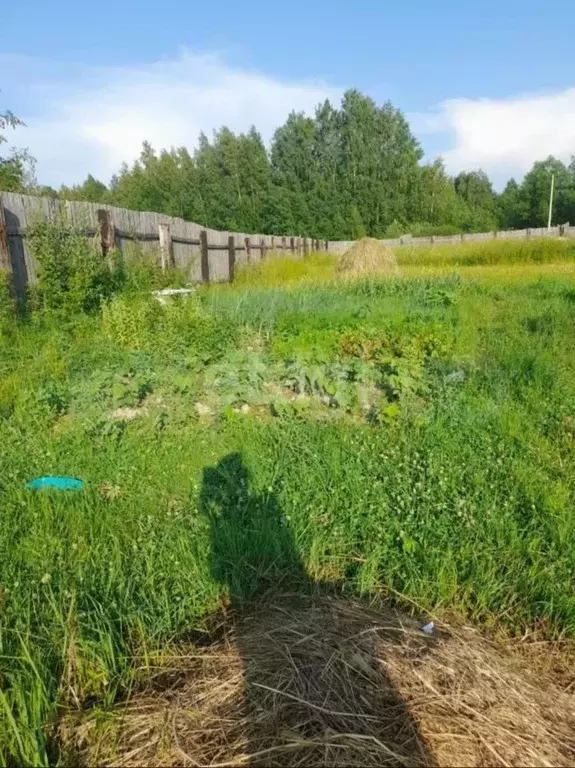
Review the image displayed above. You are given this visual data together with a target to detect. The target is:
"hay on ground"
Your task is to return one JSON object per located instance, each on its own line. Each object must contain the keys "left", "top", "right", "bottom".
{"left": 337, "top": 238, "right": 400, "bottom": 278}
{"left": 61, "top": 595, "right": 575, "bottom": 767}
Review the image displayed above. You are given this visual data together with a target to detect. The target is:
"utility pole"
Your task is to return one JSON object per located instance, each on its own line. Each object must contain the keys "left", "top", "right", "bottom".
{"left": 547, "top": 172, "right": 555, "bottom": 231}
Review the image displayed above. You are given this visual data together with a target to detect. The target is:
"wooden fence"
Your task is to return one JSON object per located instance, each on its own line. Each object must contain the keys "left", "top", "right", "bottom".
{"left": 328, "top": 224, "right": 574, "bottom": 253}
{"left": 0, "top": 191, "right": 573, "bottom": 297}
{"left": 0, "top": 192, "right": 329, "bottom": 297}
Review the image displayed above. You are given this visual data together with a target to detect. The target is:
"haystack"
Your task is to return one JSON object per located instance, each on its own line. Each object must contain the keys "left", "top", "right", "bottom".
{"left": 62, "top": 595, "right": 575, "bottom": 767}
{"left": 337, "top": 237, "right": 400, "bottom": 278}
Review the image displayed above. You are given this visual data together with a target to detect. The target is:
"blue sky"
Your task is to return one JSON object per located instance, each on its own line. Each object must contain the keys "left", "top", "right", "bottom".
{"left": 3, "top": 0, "right": 575, "bottom": 187}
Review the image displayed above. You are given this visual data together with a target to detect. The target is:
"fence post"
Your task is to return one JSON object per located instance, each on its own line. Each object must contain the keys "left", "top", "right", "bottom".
{"left": 526, "top": 228, "right": 531, "bottom": 238}
{"left": 303, "top": 237, "right": 309, "bottom": 256}
{"left": 0, "top": 201, "right": 12, "bottom": 272}
{"left": 244, "top": 236, "right": 251, "bottom": 264}
{"left": 97, "top": 209, "right": 115, "bottom": 263}
{"left": 228, "top": 235, "right": 236, "bottom": 282}
{"left": 325, "top": 240, "right": 329, "bottom": 252}
{"left": 200, "top": 230, "right": 210, "bottom": 283}
{"left": 290, "top": 236, "right": 295, "bottom": 255}
{"left": 460, "top": 234, "right": 465, "bottom": 243}
{"left": 281, "top": 236, "right": 286, "bottom": 251}
{"left": 260, "top": 237, "right": 267, "bottom": 260}
{"left": 158, "top": 223, "right": 174, "bottom": 270}
{"left": 0, "top": 201, "right": 14, "bottom": 296}
{"left": 270, "top": 236, "right": 275, "bottom": 252}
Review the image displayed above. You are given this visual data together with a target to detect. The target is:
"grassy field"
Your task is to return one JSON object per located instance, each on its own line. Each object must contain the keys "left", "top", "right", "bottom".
{"left": 1, "top": 238, "right": 575, "bottom": 763}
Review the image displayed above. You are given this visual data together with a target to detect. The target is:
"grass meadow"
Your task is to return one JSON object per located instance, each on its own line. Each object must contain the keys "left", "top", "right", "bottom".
{"left": 1, "top": 237, "right": 575, "bottom": 763}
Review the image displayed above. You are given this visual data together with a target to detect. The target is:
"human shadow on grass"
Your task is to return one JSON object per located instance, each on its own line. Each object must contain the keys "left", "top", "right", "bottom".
{"left": 200, "top": 453, "right": 436, "bottom": 767}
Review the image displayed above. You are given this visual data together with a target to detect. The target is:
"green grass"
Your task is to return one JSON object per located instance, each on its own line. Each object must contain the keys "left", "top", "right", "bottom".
{"left": 1, "top": 247, "right": 575, "bottom": 763}
{"left": 398, "top": 235, "right": 575, "bottom": 267}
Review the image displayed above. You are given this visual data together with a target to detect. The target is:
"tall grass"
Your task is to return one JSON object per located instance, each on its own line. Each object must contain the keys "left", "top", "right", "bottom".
{"left": 233, "top": 251, "right": 337, "bottom": 287}
{"left": 1, "top": 245, "right": 575, "bottom": 762}
{"left": 229, "top": 239, "right": 575, "bottom": 289}
{"left": 397, "top": 236, "right": 575, "bottom": 267}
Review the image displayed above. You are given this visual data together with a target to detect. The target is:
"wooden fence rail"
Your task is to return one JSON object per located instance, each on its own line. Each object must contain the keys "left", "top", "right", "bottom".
{"left": 0, "top": 191, "right": 573, "bottom": 297}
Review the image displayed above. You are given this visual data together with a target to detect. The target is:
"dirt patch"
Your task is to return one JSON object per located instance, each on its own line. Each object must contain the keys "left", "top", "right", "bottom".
{"left": 337, "top": 238, "right": 400, "bottom": 278}
{"left": 111, "top": 406, "right": 148, "bottom": 421}
{"left": 61, "top": 595, "right": 575, "bottom": 767}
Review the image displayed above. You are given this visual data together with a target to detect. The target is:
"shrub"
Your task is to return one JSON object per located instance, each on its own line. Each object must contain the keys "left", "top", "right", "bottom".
{"left": 384, "top": 219, "right": 407, "bottom": 238}
{"left": 28, "top": 216, "right": 116, "bottom": 314}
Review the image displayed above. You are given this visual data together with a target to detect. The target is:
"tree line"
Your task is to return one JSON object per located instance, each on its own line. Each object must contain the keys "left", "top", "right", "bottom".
{"left": 3, "top": 90, "right": 575, "bottom": 239}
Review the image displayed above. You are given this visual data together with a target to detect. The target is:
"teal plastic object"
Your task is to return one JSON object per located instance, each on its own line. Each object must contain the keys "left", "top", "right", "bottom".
{"left": 26, "top": 476, "right": 84, "bottom": 491}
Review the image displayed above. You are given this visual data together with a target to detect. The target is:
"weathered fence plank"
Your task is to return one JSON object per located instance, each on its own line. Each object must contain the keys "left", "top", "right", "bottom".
{"left": 158, "top": 223, "right": 174, "bottom": 270}
{"left": 98, "top": 209, "right": 116, "bottom": 259}
{"left": 228, "top": 235, "right": 236, "bottom": 282}
{"left": 200, "top": 230, "right": 210, "bottom": 283}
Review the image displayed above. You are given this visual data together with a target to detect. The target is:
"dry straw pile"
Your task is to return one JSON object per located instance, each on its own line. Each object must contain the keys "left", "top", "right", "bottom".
{"left": 63, "top": 595, "right": 575, "bottom": 767}
{"left": 337, "top": 237, "right": 401, "bottom": 278}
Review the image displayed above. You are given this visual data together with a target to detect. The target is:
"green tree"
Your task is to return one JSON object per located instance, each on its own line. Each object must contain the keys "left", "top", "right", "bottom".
{"left": 408, "top": 159, "right": 464, "bottom": 231}
{"left": 270, "top": 112, "right": 316, "bottom": 235}
{"left": 0, "top": 104, "right": 30, "bottom": 192}
{"left": 496, "top": 179, "right": 525, "bottom": 230}
{"left": 337, "top": 90, "right": 422, "bottom": 236}
{"left": 454, "top": 170, "right": 497, "bottom": 230}
{"left": 60, "top": 174, "right": 108, "bottom": 203}
{"left": 522, "top": 157, "right": 558, "bottom": 227}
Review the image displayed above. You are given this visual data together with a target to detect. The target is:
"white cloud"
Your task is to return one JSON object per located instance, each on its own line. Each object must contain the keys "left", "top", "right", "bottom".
{"left": 8, "top": 50, "right": 341, "bottom": 187}
{"left": 8, "top": 51, "right": 575, "bottom": 190}
{"left": 419, "top": 88, "right": 575, "bottom": 183}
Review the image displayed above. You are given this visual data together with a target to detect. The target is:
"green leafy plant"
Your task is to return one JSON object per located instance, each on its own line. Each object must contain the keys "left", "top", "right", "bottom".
{"left": 102, "top": 294, "right": 162, "bottom": 349}
{"left": 28, "top": 216, "right": 116, "bottom": 314}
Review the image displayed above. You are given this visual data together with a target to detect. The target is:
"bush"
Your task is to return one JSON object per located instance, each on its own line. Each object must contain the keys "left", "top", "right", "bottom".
{"left": 384, "top": 219, "right": 408, "bottom": 238}
{"left": 28, "top": 216, "right": 117, "bottom": 314}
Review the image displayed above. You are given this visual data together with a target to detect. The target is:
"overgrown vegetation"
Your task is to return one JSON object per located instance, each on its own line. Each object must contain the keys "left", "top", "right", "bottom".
{"left": 1, "top": 237, "right": 575, "bottom": 764}
{"left": 24, "top": 215, "right": 192, "bottom": 318}
{"left": 28, "top": 217, "right": 118, "bottom": 313}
